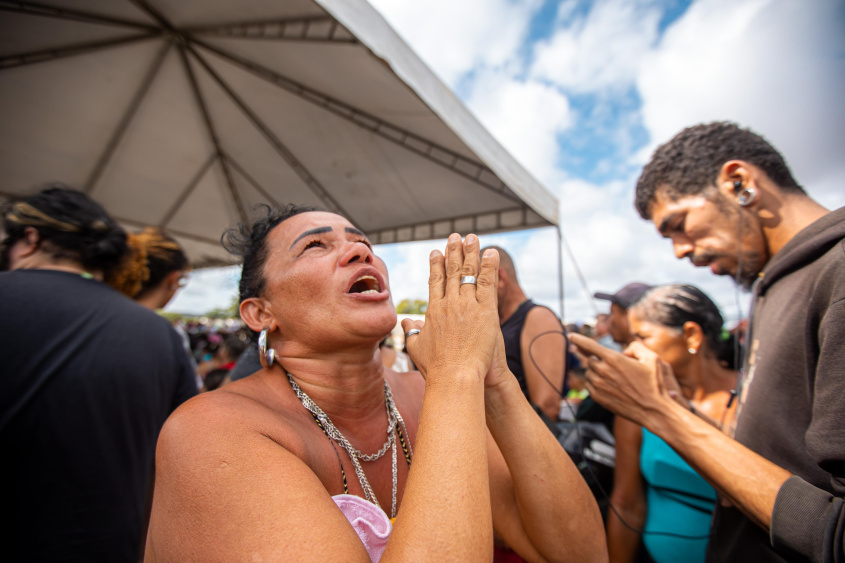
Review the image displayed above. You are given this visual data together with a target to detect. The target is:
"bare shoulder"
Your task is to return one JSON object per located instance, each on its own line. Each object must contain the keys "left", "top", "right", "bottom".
{"left": 524, "top": 305, "right": 563, "bottom": 331}
{"left": 521, "top": 306, "right": 564, "bottom": 346}
{"left": 148, "top": 373, "right": 371, "bottom": 561}
{"left": 159, "top": 374, "right": 297, "bottom": 451}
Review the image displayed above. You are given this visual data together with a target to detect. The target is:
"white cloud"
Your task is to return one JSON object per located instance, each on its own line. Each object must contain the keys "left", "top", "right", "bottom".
{"left": 368, "top": 0, "right": 543, "bottom": 86}
{"left": 171, "top": 0, "right": 841, "bottom": 331}
{"left": 465, "top": 69, "right": 573, "bottom": 185}
{"left": 531, "top": 0, "right": 663, "bottom": 92}
{"left": 166, "top": 266, "right": 240, "bottom": 315}
{"left": 636, "top": 0, "right": 845, "bottom": 208}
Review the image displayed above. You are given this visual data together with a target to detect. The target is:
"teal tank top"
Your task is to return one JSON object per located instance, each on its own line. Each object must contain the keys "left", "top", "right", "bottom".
{"left": 640, "top": 428, "right": 716, "bottom": 563}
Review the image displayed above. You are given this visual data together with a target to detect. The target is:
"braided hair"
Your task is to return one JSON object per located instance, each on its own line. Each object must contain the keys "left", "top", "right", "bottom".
{"left": 630, "top": 284, "right": 737, "bottom": 369}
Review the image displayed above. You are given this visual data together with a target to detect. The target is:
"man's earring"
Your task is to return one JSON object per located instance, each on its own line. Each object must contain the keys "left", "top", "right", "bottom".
{"left": 737, "top": 186, "right": 758, "bottom": 207}
{"left": 258, "top": 328, "right": 275, "bottom": 367}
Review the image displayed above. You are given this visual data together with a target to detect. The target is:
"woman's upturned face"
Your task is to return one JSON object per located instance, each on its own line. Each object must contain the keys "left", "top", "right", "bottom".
{"left": 627, "top": 309, "right": 690, "bottom": 376}
{"left": 260, "top": 211, "right": 396, "bottom": 347}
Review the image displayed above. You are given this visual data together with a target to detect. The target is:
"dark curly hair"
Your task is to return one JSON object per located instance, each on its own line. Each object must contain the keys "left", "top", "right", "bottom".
{"left": 635, "top": 122, "right": 804, "bottom": 219}
{"left": 221, "top": 203, "right": 323, "bottom": 304}
{"left": 631, "top": 284, "right": 739, "bottom": 370}
{"left": 1, "top": 184, "right": 127, "bottom": 274}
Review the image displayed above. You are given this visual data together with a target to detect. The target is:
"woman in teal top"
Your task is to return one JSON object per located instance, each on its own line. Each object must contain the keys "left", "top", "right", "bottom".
{"left": 640, "top": 428, "right": 716, "bottom": 562}
{"left": 607, "top": 285, "right": 737, "bottom": 563}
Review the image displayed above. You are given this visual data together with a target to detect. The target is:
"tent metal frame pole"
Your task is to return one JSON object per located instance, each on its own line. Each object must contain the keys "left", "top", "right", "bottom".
{"left": 187, "top": 46, "right": 350, "bottom": 218}
{"left": 222, "top": 153, "right": 282, "bottom": 209}
{"left": 128, "top": 0, "right": 175, "bottom": 32}
{"left": 158, "top": 153, "right": 218, "bottom": 228}
{"left": 177, "top": 45, "right": 247, "bottom": 223}
{"left": 85, "top": 40, "right": 173, "bottom": 194}
{"left": 115, "top": 215, "right": 228, "bottom": 248}
{"left": 192, "top": 39, "right": 522, "bottom": 205}
{"left": 187, "top": 16, "right": 357, "bottom": 43}
{"left": 557, "top": 225, "right": 565, "bottom": 321}
{"left": 0, "top": 1, "right": 158, "bottom": 31}
{"left": 560, "top": 229, "right": 599, "bottom": 317}
{"left": 0, "top": 33, "right": 159, "bottom": 69}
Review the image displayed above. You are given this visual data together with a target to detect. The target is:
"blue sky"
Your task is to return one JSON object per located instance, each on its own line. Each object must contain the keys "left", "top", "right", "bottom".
{"left": 169, "top": 0, "right": 845, "bottom": 325}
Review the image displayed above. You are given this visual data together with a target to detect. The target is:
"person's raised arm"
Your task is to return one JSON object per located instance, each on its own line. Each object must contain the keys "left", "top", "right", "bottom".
{"left": 390, "top": 233, "right": 501, "bottom": 561}
{"left": 481, "top": 368, "right": 609, "bottom": 563}
{"left": 479, "top": 298, "right": 606, "bottom": 561}
{"left": 569, "top": 335, "right": 796, "bottom": 545}
{"left": 520, "top": 306, "right": 567, "bottom": 420}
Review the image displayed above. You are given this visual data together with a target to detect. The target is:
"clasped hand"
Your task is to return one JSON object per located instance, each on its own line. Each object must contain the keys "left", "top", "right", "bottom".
{"left": 569, "top": 334, "right": 684, "bottom": 426}
{"left": 401, "top": 234, "right": 509, "bottom": 388}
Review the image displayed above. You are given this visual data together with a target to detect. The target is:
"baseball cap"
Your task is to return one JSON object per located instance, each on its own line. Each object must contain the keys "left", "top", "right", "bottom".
{"left": 594, "top": 282, "right": 652, "bottom": 310}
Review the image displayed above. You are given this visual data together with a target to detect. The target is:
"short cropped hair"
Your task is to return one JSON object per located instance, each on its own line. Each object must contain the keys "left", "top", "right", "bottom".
{"left": 635, "top": 122, "right": 804, "bottom": 219}
{"left": 480, "top": 245, "right": 517, "bottom": 284}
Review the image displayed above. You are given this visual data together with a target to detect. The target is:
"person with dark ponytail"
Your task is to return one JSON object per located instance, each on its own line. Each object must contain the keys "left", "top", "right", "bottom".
{"left": 607, "top": 284, "right": 737, "bottom": 563}
{"left": 0, "top": 185, "right": 197, "bottom": 563}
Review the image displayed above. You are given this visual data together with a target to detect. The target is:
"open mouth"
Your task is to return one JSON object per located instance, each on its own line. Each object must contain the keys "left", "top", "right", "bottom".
{"left": 348, "top": 275, "right": 381, "bottom": 295}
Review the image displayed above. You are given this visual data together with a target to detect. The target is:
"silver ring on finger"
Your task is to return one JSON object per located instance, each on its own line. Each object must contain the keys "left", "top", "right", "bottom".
{"left": 460, "top": 275, "right": 477, "bottom": 285}
{"left": 405, "top": 328, "right": 421, "bottom": 339}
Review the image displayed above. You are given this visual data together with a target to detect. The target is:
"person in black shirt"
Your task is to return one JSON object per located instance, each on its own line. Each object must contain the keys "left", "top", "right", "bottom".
{"left": 0, "top": 186, "right": 197, "bottom": 562}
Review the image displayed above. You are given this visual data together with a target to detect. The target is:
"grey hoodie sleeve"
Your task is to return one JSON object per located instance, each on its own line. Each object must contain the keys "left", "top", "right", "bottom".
{"left": 770, "top": 297, "right": 845, "bottom": 563}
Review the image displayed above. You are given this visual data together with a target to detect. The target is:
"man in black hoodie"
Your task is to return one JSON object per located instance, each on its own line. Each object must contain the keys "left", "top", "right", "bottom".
{"left": 570, "top": 122, "right": 844, "bottom": 563}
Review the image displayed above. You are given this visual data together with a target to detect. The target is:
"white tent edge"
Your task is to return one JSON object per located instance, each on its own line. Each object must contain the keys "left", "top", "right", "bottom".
{"left": 316, "top": 0, "right": 560, "bottom": 228}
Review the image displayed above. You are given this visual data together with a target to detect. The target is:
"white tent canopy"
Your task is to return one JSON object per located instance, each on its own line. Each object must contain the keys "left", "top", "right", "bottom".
{"left": 0, "top": 0, "right": 558, "bottom": 267}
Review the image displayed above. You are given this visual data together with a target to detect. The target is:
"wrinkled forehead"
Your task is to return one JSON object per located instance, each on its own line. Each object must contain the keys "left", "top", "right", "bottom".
{"left": 268, "top": 211, "right": 359, "bottom": 246}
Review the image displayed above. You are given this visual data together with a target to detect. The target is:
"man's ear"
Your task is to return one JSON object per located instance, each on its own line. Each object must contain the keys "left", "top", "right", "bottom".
{"left": 716, "top": 160, "right": 755, "bottom": 203}
{"left": 239, "top": 297, "right": 277, "bottom": 333}
{"left": 497, "top": 267, "right": 508, "bottom": 289}
{"left": 683, "top": 321, "right": 704, "bottom": 354}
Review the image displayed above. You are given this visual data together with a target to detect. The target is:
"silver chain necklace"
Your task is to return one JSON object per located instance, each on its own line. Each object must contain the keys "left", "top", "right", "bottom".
{"left": 287, "top": 372, "right": 412, "bottom": 518}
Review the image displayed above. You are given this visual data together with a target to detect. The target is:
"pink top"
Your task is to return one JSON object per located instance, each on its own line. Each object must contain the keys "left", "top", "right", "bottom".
{"left": 332, "top": 494, "right": 392, "bottom": 562}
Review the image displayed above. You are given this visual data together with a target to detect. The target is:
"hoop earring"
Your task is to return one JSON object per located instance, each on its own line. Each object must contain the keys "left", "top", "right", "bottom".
{"left": 737, "top": 186, "right": 758, "bottom": 207}
{"left": 258, "top": 328, "right": 275, "bottom": 367}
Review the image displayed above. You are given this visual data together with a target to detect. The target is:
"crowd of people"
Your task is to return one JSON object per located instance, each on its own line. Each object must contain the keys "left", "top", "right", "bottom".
{"left": 1, "top": 121, "right": 842, "bottom": 563}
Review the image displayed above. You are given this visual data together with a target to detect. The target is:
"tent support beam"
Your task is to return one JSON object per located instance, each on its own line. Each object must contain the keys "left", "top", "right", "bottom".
{"left": 115, "top": 215, "right": 227, "bottom": 247}
{"left": 223, "top": 153, "right": 282, "bottom": 209}
{"left": 187, "top": 16, "right": 356, "bottom": 43}
{"left": 557, "top": 226, "right": 565, "bottom": 321}
{"left": 560, "top": 229, "right": 599, "bottom": 317}
{"left": 192, "top": 39, "right": 523, "bottom": 205}
{"left": 0, "top": 1, "right": 158, "bottom": 31}
{"left": 187, "top": 46, "right": 351, "bottom": 218}
{"left": 177, "top": 46, "right": 247, "bottom": 224}
{"left": 0, "top": 33, "right": 159, "bottom": 70}
{"left": 86, "top": 40, "right": 172, "bottom": 194}
{"left": 158, "top": 152, "right": 218, "bottom": 228}
{"left": 368, "top": 206, "right": 544, "bottom": 245}
{"left": 128, "top": 0, "right": 175, "bottom": 32}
